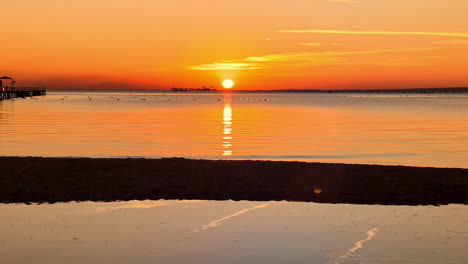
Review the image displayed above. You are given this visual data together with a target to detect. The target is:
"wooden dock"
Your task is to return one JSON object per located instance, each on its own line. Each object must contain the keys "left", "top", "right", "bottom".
{"left": 0, "top": 87, "right": 46, "bottom": 100}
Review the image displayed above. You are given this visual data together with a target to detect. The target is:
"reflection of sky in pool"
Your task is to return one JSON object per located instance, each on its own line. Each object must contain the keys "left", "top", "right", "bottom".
{"left": 0, "top": 200, "right": 466, "bottom": 264}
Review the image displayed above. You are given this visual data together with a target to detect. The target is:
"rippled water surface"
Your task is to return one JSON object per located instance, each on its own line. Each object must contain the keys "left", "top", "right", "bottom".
{"left": 1, "top": 91, "right": 468, "bottom": 167}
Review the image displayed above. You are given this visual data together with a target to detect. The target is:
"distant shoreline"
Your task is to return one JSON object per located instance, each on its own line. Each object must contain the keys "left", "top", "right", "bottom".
{"left": 1, "top": 157, "right": 467, "bottom": 205}
{"left": 44, "top": 87, "right": 468, "bottom": 94}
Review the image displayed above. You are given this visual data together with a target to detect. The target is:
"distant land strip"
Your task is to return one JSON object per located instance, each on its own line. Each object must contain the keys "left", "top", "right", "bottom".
{"left": 0, "top": 157, "right": 467, "bottom": 205}
{"left": 170, "top": 87, "right": 468, "bottom": 93}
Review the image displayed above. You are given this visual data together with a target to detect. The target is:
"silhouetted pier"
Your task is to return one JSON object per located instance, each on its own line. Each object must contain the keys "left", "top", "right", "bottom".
{"left": 0, "top": 76, "right": 46, "bottom": 100}
{"left": 1, "top": 87, "right": 46, "bottom": 100}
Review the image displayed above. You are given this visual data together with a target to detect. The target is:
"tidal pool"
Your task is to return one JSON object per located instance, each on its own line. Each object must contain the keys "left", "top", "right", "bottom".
{"left": 0, "top": 200, "right": 466, "bottom": 264}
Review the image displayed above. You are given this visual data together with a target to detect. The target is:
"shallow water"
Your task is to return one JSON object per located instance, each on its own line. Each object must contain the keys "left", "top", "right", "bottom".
{"left": 0, "top": 200, "right": 466, "bottom": 264}
{"left": 1, "top": 91, "right": 468, "bottom": 167}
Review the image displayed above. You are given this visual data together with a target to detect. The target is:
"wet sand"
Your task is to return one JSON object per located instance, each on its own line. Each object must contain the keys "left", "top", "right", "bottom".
{"left": 0, "top": 157, "right": 467, "bottom": 205}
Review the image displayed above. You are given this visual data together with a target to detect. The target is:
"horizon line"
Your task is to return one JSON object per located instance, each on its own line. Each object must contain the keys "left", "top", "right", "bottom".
{"left": 45, "top": 86, "right": 468, "bottom": 92}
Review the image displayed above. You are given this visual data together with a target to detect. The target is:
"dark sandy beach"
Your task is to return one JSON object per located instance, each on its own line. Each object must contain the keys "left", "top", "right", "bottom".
{"left": 0, "top": 157, "right": 467, "bottom": 205}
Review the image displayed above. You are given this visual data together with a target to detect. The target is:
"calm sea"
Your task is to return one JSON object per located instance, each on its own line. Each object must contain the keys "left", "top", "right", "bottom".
{"left": 1, "top": 90, "right": 468, "bottom": 168}
{"left": 2, "top": 91, "right": 468, "bottom": 264}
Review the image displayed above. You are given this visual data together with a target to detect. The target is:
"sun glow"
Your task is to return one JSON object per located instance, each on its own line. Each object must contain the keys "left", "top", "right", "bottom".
{"left": 222, "top": 79, "right": 234, "bottom": 89}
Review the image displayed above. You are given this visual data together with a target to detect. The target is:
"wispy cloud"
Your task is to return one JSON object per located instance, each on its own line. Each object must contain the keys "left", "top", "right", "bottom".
{"left": 328, "top": 0, "right": 360, "bottom": 3}
{"left": 299, "top": 42, "right": 344, "bottom": 46}
{"left": 279, "top": 29, "right": 468, "bottom": 38}
{"left": 377, "top": 56, "right": 441, "bottom": 67}
{"left": 193, "top": 203, "right": 272, "bottom": 232}
{"left": 332, "top": 227, "right": 379, "bottom": 264}
{"left": 433, "top": 39, "right": 468, "bottom": 45}
{"left": 189, "top": 48, "right": 438, "bottom": 70}
{"left": 189, "top": 62, "right": 263, "bottom": 70}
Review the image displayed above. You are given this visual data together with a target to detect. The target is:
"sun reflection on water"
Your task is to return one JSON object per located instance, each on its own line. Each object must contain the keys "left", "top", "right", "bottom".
{"left": 222, "top": 97, "right": 233, "bottom": 156}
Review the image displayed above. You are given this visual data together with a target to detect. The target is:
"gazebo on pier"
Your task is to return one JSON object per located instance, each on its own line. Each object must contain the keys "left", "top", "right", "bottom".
{"left": 0, "top": 76, "right": 15, "bottom": 92}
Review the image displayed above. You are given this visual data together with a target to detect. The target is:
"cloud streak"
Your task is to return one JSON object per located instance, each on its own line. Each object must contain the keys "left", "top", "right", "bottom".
{"left": 328, "top": 0, "right": 359, "bottom": 3}
{"left": 279, "top": 29, "right": 468, "bottom": 38}
{"left": 189, "top": 62, "right": 262, "bottom": 70}
{"left": 433, "top": 39, "right": 468, "bottom": 45}
{"left": 299, "top": 42, "right": 344, "bottom": 46}
{"left": 189, "top": 48, "right": 438, "bottom": 70}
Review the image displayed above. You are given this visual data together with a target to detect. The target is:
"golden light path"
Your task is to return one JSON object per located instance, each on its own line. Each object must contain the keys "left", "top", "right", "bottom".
{"left": 222, "top": 96, "right": 233, "bottom": 156}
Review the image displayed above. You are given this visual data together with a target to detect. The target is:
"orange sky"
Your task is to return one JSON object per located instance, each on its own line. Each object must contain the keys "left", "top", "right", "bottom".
{"left": 2, "top": 0, "right": 468, "bottom": 90}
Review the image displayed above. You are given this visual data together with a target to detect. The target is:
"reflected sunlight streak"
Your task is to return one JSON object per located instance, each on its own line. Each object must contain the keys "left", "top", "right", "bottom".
{"left": 194, "top": 203, "right": 272, "bottom": 232}
{"left": 86, "top": 201, "right": 169, "bottom": 214}
{"left": 332, "top": 227, "right": 380, "bottom": 264}
{"left": 83, "top": 200, "right": 204, "bottom": 214}
{"left": 222, "top": 97, "right": 233, "bottom": 156}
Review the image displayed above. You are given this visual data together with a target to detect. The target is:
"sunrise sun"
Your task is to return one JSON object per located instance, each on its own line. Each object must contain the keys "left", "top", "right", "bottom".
{"left": 222, "top": 79, "right": 234, "bottom": 89}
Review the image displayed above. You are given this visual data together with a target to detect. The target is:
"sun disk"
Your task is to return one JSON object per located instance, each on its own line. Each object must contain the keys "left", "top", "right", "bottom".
{"left": 222, "top": 79, "right": 234, "bottom": 89}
